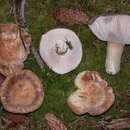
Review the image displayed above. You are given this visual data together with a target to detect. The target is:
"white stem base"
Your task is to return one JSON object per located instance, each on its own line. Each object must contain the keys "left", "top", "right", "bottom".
{"left": 105, "top": 42, "right": 124, "bottom": 75}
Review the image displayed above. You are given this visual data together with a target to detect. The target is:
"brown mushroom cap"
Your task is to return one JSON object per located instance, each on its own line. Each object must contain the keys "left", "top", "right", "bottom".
{"left": 0, "top": 70, "right": 44, "bottom": 114}
{"left": 75, "top": 71, "right": 103, "bottom": 89}
{"left": 67, "top": 90, "right": 89, "bottom": 115}
{"left": 0, "top": 63, "right": 24, "bottom": 76}
{"left": 67, "top": 71, "right": 115, "bottom": 115}
{"left": 0, "top": 23, "right": 31, "bottom": 76}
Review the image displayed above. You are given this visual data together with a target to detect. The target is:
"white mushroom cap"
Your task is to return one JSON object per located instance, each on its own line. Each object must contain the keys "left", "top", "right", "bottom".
{"left": 0, "top": 23, "right": 31, "bottom": 76}
{"left": 0, "top": 70, "right": 44, "bottom": 114}
{"left": 88, "top": 14, "right": 130, "bottom": 44}
{"left": 39, "top": 28, "right": 82, "bottom": 74}
{"left": 88, "top": 15, "right": 130, "bottom": 75}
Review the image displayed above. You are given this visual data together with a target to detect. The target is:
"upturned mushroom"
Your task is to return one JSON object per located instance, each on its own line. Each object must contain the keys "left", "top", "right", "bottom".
{"left": 67, "top": 71, "right": 115, "bottom": 115}
{"left": 39, "top": 28, "right": 82, "bottom": 74}
{"left": 0, "top": 23, "right": 31, "bottom": 76}
{"left": 0, "top": 70, "right": 44, "bottom": 114}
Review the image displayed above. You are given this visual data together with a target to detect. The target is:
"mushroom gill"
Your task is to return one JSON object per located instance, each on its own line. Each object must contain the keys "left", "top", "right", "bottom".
{"left": 39, "top": 28, "right": 82, "bottom": 74}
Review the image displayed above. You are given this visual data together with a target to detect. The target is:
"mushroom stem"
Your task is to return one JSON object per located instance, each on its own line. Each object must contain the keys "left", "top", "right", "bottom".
{"left": 105, "top": 42, "right": 124, "bottom": 75}
{"left": 55, "top": 40, "right": 70, "bottom": 55}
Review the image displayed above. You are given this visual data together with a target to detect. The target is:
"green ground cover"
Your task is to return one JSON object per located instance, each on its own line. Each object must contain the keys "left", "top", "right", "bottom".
{"left": 0, "top": 0, "right": 130, "bottom": 129}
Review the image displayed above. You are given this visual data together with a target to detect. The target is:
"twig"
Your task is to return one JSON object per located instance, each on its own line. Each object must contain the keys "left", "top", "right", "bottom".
{"left": 31, "top": 47, "right": 44, "bottom": 69}
{"left": 9, "top": 0, "right": 27, "bottom": 28}
{"left": 98, "top": 117, "right": 130, "bottom": 130}
{"left": 107, "top": 118, "right": 130, "bottom": 129}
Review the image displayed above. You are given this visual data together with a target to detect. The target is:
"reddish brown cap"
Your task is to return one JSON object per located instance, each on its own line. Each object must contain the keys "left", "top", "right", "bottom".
{"left": 0, "top": 70, "right": 44, "bottom": 114}
{"left": 0, "top": 63, "right": 24, "bottom": 76}
{"left": 67, "top": 71, "right": 115, "bottom": 115}
{"left": 0, "top": 23, "right": 31, "bottom": 76}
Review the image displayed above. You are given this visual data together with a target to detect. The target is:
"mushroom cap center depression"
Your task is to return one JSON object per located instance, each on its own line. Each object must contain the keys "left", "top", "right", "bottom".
{"left": 8, "top": 80, "right": 36, "bottom": 106}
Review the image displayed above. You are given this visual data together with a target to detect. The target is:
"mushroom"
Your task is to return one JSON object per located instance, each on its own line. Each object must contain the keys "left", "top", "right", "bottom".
{"left": 54, "top": 9, "right": 130, "bottom": 75}
{"left": 88, "top": 14, "right": 130, "bottom": 75}
{"left": 67, "top": 71, "right": 115, "bottom": 115}
{"left": 0, "top": 70, "right": 44, "bottom": 114}
{"left": 39, "top": 28, "right": 82, "bottom": 74}
{"left": 0, "top": 23, "right": 31, "bottom": 76}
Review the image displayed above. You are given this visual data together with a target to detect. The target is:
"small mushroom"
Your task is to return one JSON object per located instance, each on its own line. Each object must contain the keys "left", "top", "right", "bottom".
{"left": 88, "top": 14, "right": 130, "bottom": 75}
{"left": 67, "top": 71, "right": 115, "bottom": 115}
{"left": 0, "top": 23, "right": 31, "bottom": 76}
{"left": 0, "top": 70, "right": 44, "bottom": 114}
{"left": 39, "top": 28, "right": 82, "bottom": 74}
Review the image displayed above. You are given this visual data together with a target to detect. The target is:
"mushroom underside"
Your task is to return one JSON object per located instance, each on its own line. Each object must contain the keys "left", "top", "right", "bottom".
{"left": 39, "top": 28, "right": 82, "bottom": 74}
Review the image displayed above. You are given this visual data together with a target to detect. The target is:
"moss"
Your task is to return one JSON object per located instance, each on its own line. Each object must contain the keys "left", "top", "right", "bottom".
{"left": 0, "top": 0, "right": 130, "bottom": 129}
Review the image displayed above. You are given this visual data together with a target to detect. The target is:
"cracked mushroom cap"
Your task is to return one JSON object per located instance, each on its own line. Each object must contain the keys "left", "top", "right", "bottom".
{"left": 0, "top": 23, "right": 31, "bottom": 76}
{"left": 0, "top": 70, "right": 44, "bottom": 114}
{"left": 39, "top": 28, "right": 82, "bottom": 74}
{"left": 67, "top": 71, "right": 115, "bottom": 115}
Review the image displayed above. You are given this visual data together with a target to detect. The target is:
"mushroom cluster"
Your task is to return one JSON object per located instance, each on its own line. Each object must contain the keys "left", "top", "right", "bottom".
{"left": 0, "top": 23, "right": 44, "bottom": 114}
{"left": 67, "top": 71, "right": 115, "bottom": 115}
{"left": 39, "top": 28, "right": 82, "bottom": 74}
{"left": 0, "top": 23, "right": 31, "bottom": 76}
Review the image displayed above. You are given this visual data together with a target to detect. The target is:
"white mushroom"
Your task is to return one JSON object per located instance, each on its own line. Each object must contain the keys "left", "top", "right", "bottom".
{"left": 0, "top": 70, "right": 44, "bottom": 114}
{"left": 88, "top": 14, "right": 130, "bottom": 75}
{"left": 39, "top": 28, "right": 82, "bottom": 74}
